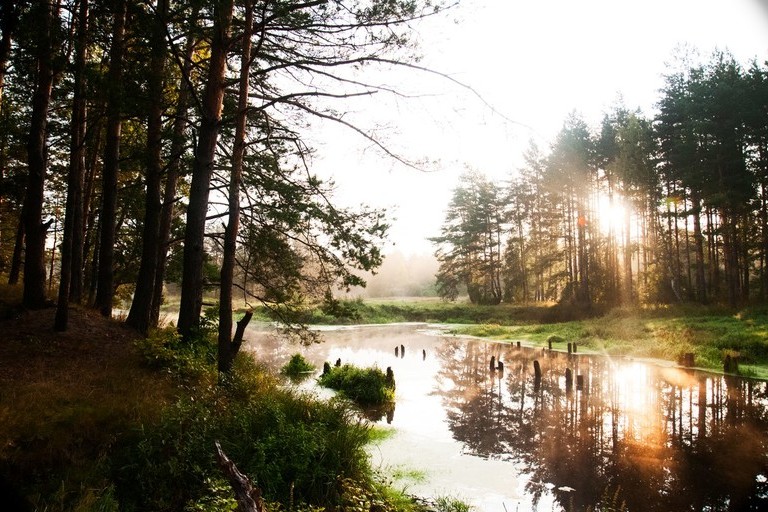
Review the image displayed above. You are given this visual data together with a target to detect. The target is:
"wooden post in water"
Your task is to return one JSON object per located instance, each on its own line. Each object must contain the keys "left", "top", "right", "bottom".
{"left": 395, "top": 346, "right": 399, "bottom": 357}
{"left": 565, "top": 368, "right": 573, "bottom": 390}
{"left": 385, "top": 366, "right": 395, "bottom": 390}
{"left": 567, "top": 342, "right": 572, "bottom": 354}
{"left": 490, "top": 355, "right": 496, "bottom": 371}
{"left": 533, "top": 360, "right": 542, "bottom": 388}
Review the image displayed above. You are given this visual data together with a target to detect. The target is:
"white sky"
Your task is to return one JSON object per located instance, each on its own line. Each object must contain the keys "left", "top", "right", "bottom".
{"left": 311, "top": 0, "right": 768, "bottom": 257}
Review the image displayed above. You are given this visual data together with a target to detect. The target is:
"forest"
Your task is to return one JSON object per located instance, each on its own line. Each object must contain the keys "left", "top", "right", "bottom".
{"left": 0, "top": 0, "right": 459, "bottom": 371}
{"left": 433, "top": 51, "right": 768, "bottom": 310}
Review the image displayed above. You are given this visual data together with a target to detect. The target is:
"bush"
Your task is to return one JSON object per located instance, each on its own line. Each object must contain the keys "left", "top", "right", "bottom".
{"left": 318, "top": 364, "right": 395, "bottom": 406}
{"left": 281, "top": 353, "right": 316, "bottom": 379}
{"left": 113, "top": 382, "right": 374, "bottom": 511}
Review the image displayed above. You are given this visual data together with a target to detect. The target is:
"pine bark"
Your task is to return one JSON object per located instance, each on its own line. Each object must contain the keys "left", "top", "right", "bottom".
{"left": 219, "top": 0, "right": 253, "bottom": 373}
{"left": 55, "top": 0, "right": 89, "bottom": 330}
{"left": 22, "top": 0, "right": 56, "bottom": 309}
{"left": 126, "top": 0, "right": 167, "bottom": 334}
{"left": 177, "top": 0, "right": 234, "bottom": 339}
{"left": 94, "top": 0, "right": 126, "bottom": 317}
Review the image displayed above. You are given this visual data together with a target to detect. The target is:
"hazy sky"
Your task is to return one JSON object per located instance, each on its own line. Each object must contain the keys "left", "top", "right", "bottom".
{"left": 312, "top": 0, "right": 768, "bottom": 257}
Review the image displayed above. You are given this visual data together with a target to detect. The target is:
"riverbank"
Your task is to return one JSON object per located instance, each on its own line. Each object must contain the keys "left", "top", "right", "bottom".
{"left": 0, "top": 305, "right": 436, "bottom": 512}
{"left": 251, "top": 298, "right": 768, "bottom": 380}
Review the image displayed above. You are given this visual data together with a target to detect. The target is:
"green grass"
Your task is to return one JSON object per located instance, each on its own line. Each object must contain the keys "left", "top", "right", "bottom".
{"left": 451, "top": 305, "right": 768, "bottom": 375}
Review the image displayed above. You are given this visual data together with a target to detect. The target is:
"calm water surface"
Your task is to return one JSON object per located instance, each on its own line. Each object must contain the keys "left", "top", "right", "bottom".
{"left": 245, "top": 323, "right": 768, "bottom": 512}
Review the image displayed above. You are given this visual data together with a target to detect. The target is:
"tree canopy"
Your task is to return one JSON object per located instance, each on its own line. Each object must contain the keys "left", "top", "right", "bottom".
{"left": 433, "top": 51, "right": 768, "bottom": 309}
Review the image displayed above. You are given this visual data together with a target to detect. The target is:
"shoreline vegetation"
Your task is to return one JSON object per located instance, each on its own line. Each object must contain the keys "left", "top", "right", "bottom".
{"left": 252, "top": 297, "right": 768, "bottom": 380}
{"left": 3, "top": 290, "right": 768, "bottom": 511}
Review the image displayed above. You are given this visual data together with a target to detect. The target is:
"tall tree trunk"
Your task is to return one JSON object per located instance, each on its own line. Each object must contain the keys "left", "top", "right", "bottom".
{"left": 150, "top": 23, "right": 197, "bottom": 328}
{"left": 55, "top": 0, "right": 89, "bottom": 330}
{"left": 22, "top": 0, "right": 56, "bottom": 309}
{"left": 622, "top": 194, "right": 633, "bottom": 304}
{"left": 218, "top": 0, "right": 253, "bottom": 373}
{"left": 77, "top": 114, "right": 103, "bottom": 303}
{"left": 127, "top": 0, "right": 167, "bottom": 334}
{"left": 691, "top": 191, "right": 707, "bottom": 304}
{"left": 177, "top": 0, "right": 234, "bottom": 339}
{"left": 94, "top": 0, "right": 126, "bottom": 317}
{"left": 0, "top": 1, "right": 18, "bottom": 268}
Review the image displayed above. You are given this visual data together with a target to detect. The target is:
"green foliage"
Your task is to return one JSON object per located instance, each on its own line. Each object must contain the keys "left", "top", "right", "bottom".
{"left": 318, "top": 364, "right": 395, "bottom": 406}
{"left": 281, "top": 353, "right": 316, "bottom": 378}
{"left": 434, "top": 495, "right": 473, "bottom": 512}
{"left": 135, "top": 326, "right": 217, "bottom": 381}
{"left": 113, "top": 375, "right": 375, "bottom": 510}
{"left": 451, "top": 305, "right": 768, "bottom": 373}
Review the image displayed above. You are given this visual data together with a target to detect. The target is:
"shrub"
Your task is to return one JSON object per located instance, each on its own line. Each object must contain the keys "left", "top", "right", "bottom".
{"left": 113, "top": 382, "right": 374, "bottom": 511}
{"left": 281, "top": 353, "right": 316, "bottom": 379}
{"left": 318, "top": 364, "right": 395, "bottom": 406}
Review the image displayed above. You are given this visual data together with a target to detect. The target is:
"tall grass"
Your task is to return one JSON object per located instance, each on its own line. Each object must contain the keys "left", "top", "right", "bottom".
{"left": 452, "top": 305, "right": 768, "bottom": 375}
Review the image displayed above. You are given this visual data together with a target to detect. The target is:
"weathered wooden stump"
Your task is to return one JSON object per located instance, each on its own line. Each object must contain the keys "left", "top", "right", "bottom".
{"left": 400, "top": 344, "right": 405, "bottom": 356}
{"left": 395, "top": 346, "right": 399, "bottom": 357}
{"left": 490, "top": 355, "right": 496, "bottom": 371}
{"left": 533, "top": 360, "right": 542, "bottom": 382}
{"left": 548, "top": 340, "right": 553, "bottom": 350}
{"left": 516, "top": 341, "right": 521, "bottom": 349}
{"left": 567, "top": 342, "right": 572, "bottom": 354}
{"left": 385, "top": 366, "right": 396, "bottom": 389}
{"left": 565, "top": 368, "right": 573, "bottom": 390}
{"left": 573, "top": 343, "right": 577, "bottom": 353}
{"left": 497, "top": 360, "right": 504, "bottom": 372}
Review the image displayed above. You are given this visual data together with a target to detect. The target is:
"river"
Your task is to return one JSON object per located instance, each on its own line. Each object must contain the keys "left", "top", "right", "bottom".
{"left": 245, "top": 322, "right": 768, "bottom": 512}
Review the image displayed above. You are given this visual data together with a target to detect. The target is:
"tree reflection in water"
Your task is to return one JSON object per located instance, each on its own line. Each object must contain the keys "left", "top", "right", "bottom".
{"left": 434, "top": 339, "right": 768, "bottom": 511}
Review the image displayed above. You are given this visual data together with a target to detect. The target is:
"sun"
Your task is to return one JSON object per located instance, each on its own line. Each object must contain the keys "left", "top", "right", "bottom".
{"left": 595, "top": 193, "right": 627, "bottom": 236}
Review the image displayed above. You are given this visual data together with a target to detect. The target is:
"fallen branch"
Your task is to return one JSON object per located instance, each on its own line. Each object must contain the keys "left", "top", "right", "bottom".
{"left": 214, "top": 440, "right": 265, "bottom": 512}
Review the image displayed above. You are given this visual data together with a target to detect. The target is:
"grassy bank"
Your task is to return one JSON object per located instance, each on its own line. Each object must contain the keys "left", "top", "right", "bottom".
{"left": 253, "top": 296, "right": 768, "bottom": 379}
{"left": 0, "top": 303, "right": 433, "bottom": 512}
{"left": 450, "top": 305, "right": 768, "bottom": 379}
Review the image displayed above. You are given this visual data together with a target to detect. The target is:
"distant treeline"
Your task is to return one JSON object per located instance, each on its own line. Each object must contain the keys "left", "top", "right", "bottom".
{"left": 433, "top": 51, "right": 768, "bottom": 309}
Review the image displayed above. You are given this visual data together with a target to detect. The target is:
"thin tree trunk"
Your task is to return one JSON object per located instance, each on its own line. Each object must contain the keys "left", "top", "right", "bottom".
{"left": 8, "top": 210, "right": 23, "bottom": 284}
{"left": 691, "top": 191, "right": 707, "bottom": 304}
{"left": 178, "top": 0, "right": 234, "bottom": 339}
{"left": 150, "top": 10, "right": 198, "bottom": 328}
{"left": 0, "top": 2, "right": 18, "bottom": 268}
{"left": 219, "top": 0, "right": 254, "bottom": 373}
{"left": 22, "top": 0, "right": 56, "bottom": 309}
{"left": 94, "top": 0, "right": 126, "bottom": 317}
{"left": 127, "top": 0, "right": 167, "bottom": 334}
{"left": 55, "top": 0, "right": 88, "bottom": 330}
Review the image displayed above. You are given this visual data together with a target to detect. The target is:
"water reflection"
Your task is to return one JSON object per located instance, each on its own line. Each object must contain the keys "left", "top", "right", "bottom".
{"left": 246, "top": 324, "right": 768, "bottom": 511}
{"left": 437, "top": 339, "right": 768, "bottom": 511}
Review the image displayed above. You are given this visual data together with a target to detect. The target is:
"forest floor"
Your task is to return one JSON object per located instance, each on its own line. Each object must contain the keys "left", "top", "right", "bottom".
{"left": 0, "top": 305, "right": 175, "bottom": 510}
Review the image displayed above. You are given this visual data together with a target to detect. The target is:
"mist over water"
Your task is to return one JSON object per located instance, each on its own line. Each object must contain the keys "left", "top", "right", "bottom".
{"left": 246, "top": 323, "right": 768, "bottom": 511}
